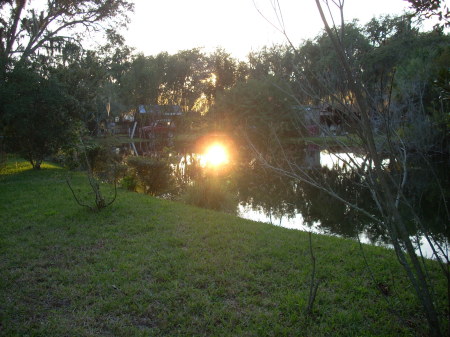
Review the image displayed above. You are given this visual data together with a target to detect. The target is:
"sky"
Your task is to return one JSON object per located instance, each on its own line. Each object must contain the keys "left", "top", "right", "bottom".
{"left": 124, "top": 0, "right": 414, "bottom": 60}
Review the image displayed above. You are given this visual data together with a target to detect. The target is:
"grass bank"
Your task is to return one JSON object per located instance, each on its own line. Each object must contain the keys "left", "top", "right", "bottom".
{"left": 0, "top": 158, "right": 446, "bottom": 336}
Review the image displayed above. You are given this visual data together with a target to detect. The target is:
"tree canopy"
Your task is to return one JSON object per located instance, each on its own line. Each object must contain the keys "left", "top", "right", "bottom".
{"left": 0, "top": 0, "right": 134, "bottom": 77}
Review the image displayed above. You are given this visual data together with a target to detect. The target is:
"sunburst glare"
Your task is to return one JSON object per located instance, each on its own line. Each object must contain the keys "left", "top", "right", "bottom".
{"left": 203, "top": 143, "right": 229, "bottom": 167}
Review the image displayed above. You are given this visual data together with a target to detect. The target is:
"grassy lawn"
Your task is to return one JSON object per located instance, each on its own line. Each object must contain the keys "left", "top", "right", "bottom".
{"left": 0, "top": 158, "right": 446, "bottom": 336}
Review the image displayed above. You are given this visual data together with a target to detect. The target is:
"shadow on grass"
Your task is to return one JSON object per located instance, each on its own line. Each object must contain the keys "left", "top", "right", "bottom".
{"left": 0, "top": 157, "right": 62, "bottom": 178}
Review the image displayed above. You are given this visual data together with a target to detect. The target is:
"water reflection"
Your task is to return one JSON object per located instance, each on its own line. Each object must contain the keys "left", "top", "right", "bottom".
{"left": 203, "top": 143, "right": 229, "bottom": 167}
{"left": 238, "top": 202, "right": 439, "bottom": 257}
{"left": 114, "top": 140, "right": 448, "bottom": 258}
{"left": 235, "top": 149, "right": 448, "bottom": 259}
{"left": 320, "top": 150, "right": 390, "bottom": 170}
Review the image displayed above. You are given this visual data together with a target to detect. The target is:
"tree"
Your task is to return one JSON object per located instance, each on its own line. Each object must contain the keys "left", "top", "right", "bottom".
{"left": 53, "top": 46, "right": 110, "bottom": 135}
{"left": 204, "top": 48, "right": 238, "bottom": 102}
{"left": 48, "top": 37, "right": 131, "bottom": 136}
{"left": 405, "top": 0, "right": 449, "bottom": 28}
{"left": 1, "top": 65, "right": 77, "bottom": 169}
{"left": 361, "top": 15, "right": 449, "bottom": 126}
{"left": 121, "top": 53, "right": 164, "bottom": 107}
{"left": 96, "top": 29, "right": 133, "bottom": 121}
{"left": 293, "top": 22, "right": 371, "bottom": 105}
{"left": 0, "top": 0, "right": 133, "bottom": 78}
{"left": 0, "top": 0, "right": 134, "bottom": 143}
{"left": 160, "top": 49, "right": 209, "bottom": 112}
{"left": 213, "top": 76, "right": 297, "bottom": 146}
{"left": 247, "top": 45, "right": 296, "bottom": 83}
{"left": 244, "top": 1, "right": 449, "bottom": 335}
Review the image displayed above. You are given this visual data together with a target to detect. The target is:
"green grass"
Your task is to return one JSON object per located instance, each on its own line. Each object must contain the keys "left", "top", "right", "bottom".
{"left": 0, "top": 158, "right": 447, "bottom": 336}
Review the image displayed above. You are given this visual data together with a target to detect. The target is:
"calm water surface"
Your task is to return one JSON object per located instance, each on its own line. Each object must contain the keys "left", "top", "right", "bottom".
{"left": 119, "top": 141, "right": 448, "bottom": 259}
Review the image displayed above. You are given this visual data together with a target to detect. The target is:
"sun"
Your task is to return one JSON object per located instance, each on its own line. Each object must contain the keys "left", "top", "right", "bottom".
{"left": 204, "top": 143, "right": 229, "bottom": 167}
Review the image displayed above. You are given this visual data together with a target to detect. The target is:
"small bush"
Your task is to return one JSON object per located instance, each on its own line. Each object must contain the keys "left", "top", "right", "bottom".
{"left": 121, "top": 175, "right": 137, "bottom": 191}
{"left": 182, "top": 178, "right": 237, "bottom": 213}
{"left": 57, "top": 142, "right": 124, "bottom": 182}
{"left": 127, "top": 156, "right": 172, "bottom": 196}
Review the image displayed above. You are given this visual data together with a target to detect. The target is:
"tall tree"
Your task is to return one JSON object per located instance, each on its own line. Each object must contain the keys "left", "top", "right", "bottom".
{"left": 207, "top": 48, "right": 238, "bottom": 94}
{"left": 248, "top": 45, "right": 296, "bottom": 82}
{"left": 160, "top": 49, "right": 209, "bottom": 112}
{"left": 246, "top": 1, "right": 449, "bottom": 335}
{"left": 0, "top": 0, "right": 134, "bottom": 80}
{"left": 406, "top": 0, "right": 449, "bottom": 28}
{"left": 121, "top": 54, "right": 164, "bottom": 107}
{"left": 313, "top": 2, "right": 447, "bottom": 335}
{"left": 53, "top": 46, "right": 110, "bottom": 135}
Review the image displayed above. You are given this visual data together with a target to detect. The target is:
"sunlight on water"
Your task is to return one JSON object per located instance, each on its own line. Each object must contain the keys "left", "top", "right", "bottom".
{"left": 202, "top": 143, "right": 229, "bottom": 167}
{"left": 238, "top": 203, "right": 319, "bottom": 231}
{"left": 238, "top": 202, "right": 439, "bottom": 259}
{"left": 320, "top": 150, "right": 365, "bottom": 169}
{"left": 121, "top": 142, "right": 444, "bottom": 260}
{"left": 320, "top": 150, "right": 390, "bottom": 169}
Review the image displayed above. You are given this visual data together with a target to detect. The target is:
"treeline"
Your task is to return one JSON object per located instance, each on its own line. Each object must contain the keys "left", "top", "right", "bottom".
{"left": 0, "top": 2, "right": 448, "bottom": 168}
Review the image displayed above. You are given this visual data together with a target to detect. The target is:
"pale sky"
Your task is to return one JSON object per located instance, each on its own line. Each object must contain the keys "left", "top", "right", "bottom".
{"left": 124, "top": 0, "right": 414, "bottom": 60}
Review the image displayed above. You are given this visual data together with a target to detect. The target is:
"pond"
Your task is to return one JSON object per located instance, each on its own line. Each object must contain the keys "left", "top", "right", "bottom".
{"left": 115, "top": 137, "right": 448, "bottom": 259}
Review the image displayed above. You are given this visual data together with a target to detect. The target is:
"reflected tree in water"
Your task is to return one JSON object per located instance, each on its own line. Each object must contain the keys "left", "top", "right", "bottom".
{"left": 215, "top": 1, "right": 450, "bottom": 335}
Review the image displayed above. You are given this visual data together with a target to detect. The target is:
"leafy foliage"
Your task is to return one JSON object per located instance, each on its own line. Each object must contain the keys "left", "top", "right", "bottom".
{"left": 213, "top": 77, "right": 297, "bottom": 144}
{"left": 0, "top": 0, "right": 134, "bottom": 76}
{"left": 406, "top": 0, "right": 449, "bottom": 28}
{"left": 126, "top": 156, "right": 173, "bottom": 196}
{"left": 182, "top": 177, "right": 237, "bottom": 213}
{"left": 1, "top": 65, "right": 78, "bottom": 169}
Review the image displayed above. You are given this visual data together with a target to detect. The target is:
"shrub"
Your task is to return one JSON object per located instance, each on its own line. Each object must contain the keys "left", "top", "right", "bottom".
{"left": 65, "top": 140, "right": 119, "bottom": 212}
{"left": 121, "top": 174, "right": 137, "bottom": 191}
{"left": 182, "top": 177, "right": 237, "bottom": 213}
{"left": 1, "top": 66, "right": 78, "bottom": 169}
{"left": 126, "top": 156, "right": 172, "bottom": 196}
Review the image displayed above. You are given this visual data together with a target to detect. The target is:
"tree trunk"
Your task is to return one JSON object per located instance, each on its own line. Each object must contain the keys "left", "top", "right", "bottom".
{"left": 314, "top": 1, "right": 442, "bottom": 335}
